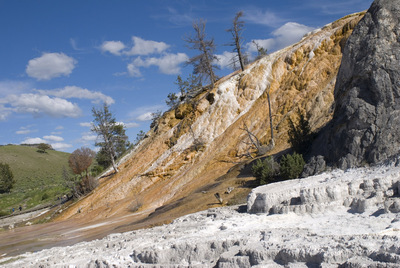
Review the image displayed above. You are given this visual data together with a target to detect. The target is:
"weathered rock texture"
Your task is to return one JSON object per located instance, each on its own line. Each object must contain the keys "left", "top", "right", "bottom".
{"left": 321, "top": 0, "right": 400, "bottom": 168}
{"left": 247, "top": 162, "right": 400, "bottom": 214}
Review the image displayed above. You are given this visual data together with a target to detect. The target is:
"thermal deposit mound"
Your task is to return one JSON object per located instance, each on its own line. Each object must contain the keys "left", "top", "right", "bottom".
{"left": 56, "top": 11, "right": 364, "bottom": 224}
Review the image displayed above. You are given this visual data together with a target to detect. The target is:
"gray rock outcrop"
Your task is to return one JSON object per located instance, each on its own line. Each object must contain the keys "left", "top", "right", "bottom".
{"left": 320, "top": 0, "right": 400, "bottom": 168}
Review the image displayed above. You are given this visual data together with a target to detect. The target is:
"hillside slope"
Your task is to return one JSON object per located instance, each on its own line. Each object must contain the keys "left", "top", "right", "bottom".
{"left": 0, "top": 145, "right": 70, "bottom": 214}
{"left": 56, "top": 12, "right": 364, "bottom": 224}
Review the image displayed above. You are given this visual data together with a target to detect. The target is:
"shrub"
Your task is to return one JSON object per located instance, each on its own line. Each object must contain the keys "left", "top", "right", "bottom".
{"left": 280, "top": 153, "right": 305, "bottom": 180}
{"left": 41, "top": 192, "right": 50, "bottom": 201}
{"left": 251, "top": 156, "right": 279, "bottom": 185}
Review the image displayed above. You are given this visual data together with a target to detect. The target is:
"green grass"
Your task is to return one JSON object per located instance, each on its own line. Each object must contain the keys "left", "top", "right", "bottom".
{"left": 0, "top": 145, "right": 71, "bottom": 215}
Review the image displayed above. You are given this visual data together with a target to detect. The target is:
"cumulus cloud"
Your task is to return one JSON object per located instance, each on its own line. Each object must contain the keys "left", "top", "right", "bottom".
{"left": 21, "top": 135, "right": 72, "bottom": 151}
{"left": 127, "top": 53, "right": 188, "bottom": 77}
{"left": 43, "top": 135, "right": 64, "bottom": 142}
{"left": 124, "top": 122, "right": 140, "bottom": 128}
{"left": 26, "top": 52, "right": 77, "bottom": 80}
{"left": 21, "top": 137, "right": 47, "bottom": 144}
{"left": 101, "top": 41, "right": 126, "bottom": 55}
{"left": 16, "top": 129, "right": 31, "bottom": 135}
{"left": 125, "top": 36, "right": 170, "bottom": 56}
{"left": 0, "top": 80, "right": 31, "bottom": 97}
{"left": 80, "top": 122, "right": 92, "bottom": 127}
{"left": 51, "top": 143, "right": 73, "bottom": 151}
{"left": 0, "top": 105, "right": 11, "bottom": 121}
{"left": 79, "top": 134, "right": 97, "bottom": 143}
{"left": 136, "top": 112, "right": 153, "bottom": 122}
{"left": 100, "top": 36, "right": 187, "bottom": 78}
{"left": 128, "top": 105, "right": 165, "bottom": 122}
{"left": 5, "top": 93, "right": 82, "bottom": 118}
{"left": 37, "top": 86, "right": 114, "bottom": 105}
{"left": 215, "top": 51, "right": 237, "bottom": 70}
{"left": 246, "top": 22, "right": 315, "bottom": 53}
{"left": 15, "top": 125, "right": 37, "bottom": 135}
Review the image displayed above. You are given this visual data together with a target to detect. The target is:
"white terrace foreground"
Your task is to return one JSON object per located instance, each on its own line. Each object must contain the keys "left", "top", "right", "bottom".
{"left": 3, "top": 163, "right": 400, "bottom": 267}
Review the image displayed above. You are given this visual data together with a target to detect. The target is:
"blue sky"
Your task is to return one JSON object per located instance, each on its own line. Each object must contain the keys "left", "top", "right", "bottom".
{"left": 0, "top": 0, "right": 373, "bottom": 152}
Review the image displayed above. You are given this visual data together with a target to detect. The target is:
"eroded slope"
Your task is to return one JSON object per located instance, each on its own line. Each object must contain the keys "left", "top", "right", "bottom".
{"left": 57, "top": 13, "right": 365, "bottom": 224}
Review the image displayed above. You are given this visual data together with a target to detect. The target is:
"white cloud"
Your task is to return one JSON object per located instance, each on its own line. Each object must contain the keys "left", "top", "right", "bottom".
{"left": 136, "top": 112, "right": 153, "bottom": 122}
{"left": 125, "top": 36, "right": 169, "bottom": 56}
{"left": 0, "top": 105, "right": 10, "bottom": 120}
{"left": 5, "top": 93, "right": 82, "bottom": 118}
{"left": 124, "top": 122, "right": 140, "bottom": 128}
{"left": 116, "top": 121, "right": 139, "bottom": 128}
{"left": 246, "top": 22, "right": 315, "bottom": 53}
{"left": 0, "top": 80, "right": 31, "bottom": 97}
{"left": 127, "top": 53, "right": 188, "bottom": 77}
{"left": 37, "top": 86, "right": 114, "bottom": 105}
{"left": 20, "top": 136, "right": 72, "bottom": 151}
{"left": 16, "top": 129, "right": 31, "bottom": 135}
{"left": 51, "top": 143, "right": 72, "bottom": 151}
{"left": 16, "top": 125, "right": 37, "bottom": 135}
{"left": 101, "top": 41, "right": 126, "bottom": 55}
{"left": 80, "top": 134, "right": 97, "bottom": 143}
{"left": 55, "top": 126, "right": 64, "bottom": 130}
{"left": 26, "top": 52, "right": 77, "bottom": 80}
{"left": 129, "top": 105, "right": 165, "bottom": 122}
{"left": 21, "top": 137, "right": 47, "bottom": 144}
{"left": 80, "top": 122, "right": 92, "bottom": 127}
{"left": 43, "top": 135, "right": 64, "bottom": 142}
{"left": 215, "top": 51, "right": 237, "bottom": 70}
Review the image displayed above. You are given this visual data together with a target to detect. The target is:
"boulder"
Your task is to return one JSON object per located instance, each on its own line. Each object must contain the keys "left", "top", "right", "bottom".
{"left": 318, "top": 0, "right": 400, "bottom": 168}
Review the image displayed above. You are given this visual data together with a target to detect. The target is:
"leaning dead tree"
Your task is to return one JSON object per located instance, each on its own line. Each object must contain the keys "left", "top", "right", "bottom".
{"left": 266, "top": 86, "right": 275, "bottom": 144}
{"left": 240, "top": 123, "right": 263, "bottom": 158}
{"left": 185, "top": 19, "right": 218, "bottom": 89}
{"left": 240, "top": 85, "right": 275, "bottom": 158}
{"left": 226, "top": 11, "right": 247, "bottom": 71}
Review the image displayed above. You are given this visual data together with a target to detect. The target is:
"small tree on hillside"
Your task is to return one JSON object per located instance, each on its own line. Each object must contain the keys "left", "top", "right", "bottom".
{"left": 279, "top": 153, "right": 305, "bottom": 179}
{"left": 185, "top": 19, "right": 219, "bottom": 89}
{"left": 252, "top": 40, "right": 268, "bottom": 60}
{"left": 251, "top": 156, "right": 279, "bottom": 185}
{"left": 37, "top": 143, "right": 52, "bottom": 153}
{"left": 91, "top": 103, "right": 129, "bottom": 173}
{"left": 0, "top": 163, "right": 15, "bottom": 193}
{"left": 175, "top": 74, "right": 202, "bottom": 98}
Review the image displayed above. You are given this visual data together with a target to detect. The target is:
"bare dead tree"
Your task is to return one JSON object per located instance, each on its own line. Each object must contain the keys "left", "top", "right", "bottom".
{"left": 266, "top": 87, "right": 275, "bottom": 144}
{"left": 185, "top": 19, "right": 218, "bottom": 89}
{"left": 226, "top": 11, "right": 247, "bottom": 71}
{"left": 240, "top": 123, "right": 263, "bottom": 158}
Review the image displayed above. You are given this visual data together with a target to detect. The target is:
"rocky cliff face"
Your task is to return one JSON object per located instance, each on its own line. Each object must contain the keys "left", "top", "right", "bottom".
{"left": 56, "top": 13, "right": 363, "bottom": 223}
{"left": 320, "top": 0, "right": 400, "bottom": 169}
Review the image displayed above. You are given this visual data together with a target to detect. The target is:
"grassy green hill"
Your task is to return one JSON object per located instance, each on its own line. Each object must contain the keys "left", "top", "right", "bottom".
{"left": 0, "top": 145, "right": 71, "bottom": 216}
